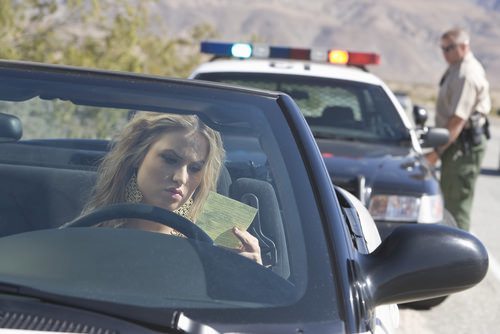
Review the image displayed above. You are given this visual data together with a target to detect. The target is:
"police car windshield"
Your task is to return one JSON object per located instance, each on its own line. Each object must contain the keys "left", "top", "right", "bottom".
{"left": 196, "top": 73, "right": 411, "bottom": 144}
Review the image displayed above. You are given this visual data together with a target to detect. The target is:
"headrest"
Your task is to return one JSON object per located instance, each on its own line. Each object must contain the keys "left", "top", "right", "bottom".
{"left": 216, "top": 163, "right": 232, "bottom": 196}
{"left": 322, "top": 106, "right": 355, "bottom": 123}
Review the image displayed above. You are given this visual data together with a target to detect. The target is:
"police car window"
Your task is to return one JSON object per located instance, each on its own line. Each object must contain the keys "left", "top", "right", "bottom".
{"left": 280, "top": 84, "right": 362, "bottom": 121}
{"left": 196, "top": 72, "right": 410, "bottom": 144}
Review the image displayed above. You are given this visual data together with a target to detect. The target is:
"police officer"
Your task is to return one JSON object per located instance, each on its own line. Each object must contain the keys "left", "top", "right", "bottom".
{"left": 426, "top": 28, "right": 491, "bottom": 231}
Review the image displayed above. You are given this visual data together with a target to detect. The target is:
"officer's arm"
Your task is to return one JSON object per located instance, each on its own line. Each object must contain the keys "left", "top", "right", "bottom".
{"left": 434, "top": 115, "right": 466, "bottom": 154}
{"left": 444, "top": 115, "right": 467, "bottom": 149}
{"left": 426, "top": 115, "right": 466, "bottom": 165}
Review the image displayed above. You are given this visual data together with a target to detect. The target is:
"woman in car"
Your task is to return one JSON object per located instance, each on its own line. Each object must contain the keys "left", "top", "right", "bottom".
{"left": 82, "top": 112, "right": 262, "bottom": 264}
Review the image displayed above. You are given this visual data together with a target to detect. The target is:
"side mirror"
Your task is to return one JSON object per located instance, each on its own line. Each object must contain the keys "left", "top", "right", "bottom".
{"left": 359, "top": 224, "right": 488, "bottom": 306}
{"left": 0, "top": 112, "right": 22, "bottom": 142}
{"left": 413, "top": 105, "right": 428, "bottom": 127}
{"left": 420, "top": 127, "right": 449, "bottom": 148}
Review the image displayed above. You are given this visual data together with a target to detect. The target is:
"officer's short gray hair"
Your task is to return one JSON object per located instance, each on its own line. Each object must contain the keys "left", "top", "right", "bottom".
{"left": 442, "top": 28, "right": 470, "bottom": 45}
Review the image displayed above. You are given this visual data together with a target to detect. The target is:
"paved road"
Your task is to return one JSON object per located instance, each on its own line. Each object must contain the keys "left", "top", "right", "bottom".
{"left": 398, "top": 116, "right": 500, "bottom": 333}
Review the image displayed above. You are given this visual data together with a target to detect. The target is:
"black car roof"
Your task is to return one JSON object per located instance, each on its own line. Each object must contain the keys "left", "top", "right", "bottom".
{"left": 0, "top": 59, "right": 282, "bottom": 99}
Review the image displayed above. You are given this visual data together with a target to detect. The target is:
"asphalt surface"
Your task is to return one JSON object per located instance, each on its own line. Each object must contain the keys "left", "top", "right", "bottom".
{"left": 397, "top": 116, "right": 500, "bottom": 334}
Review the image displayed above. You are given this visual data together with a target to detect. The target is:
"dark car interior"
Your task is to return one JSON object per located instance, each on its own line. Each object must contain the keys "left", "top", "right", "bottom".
{"left": 306, "top": 105, "right": 364, "bottom": 130}
{"left": 0, "top": 112, "right": 290, "bottom": 277}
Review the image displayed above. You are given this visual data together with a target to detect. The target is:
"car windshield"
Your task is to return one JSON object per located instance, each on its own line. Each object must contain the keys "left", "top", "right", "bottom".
{"left": 0, "top": 62, "right": 339, "bottom": 328}
{"left": 196, "top": 72, "right": 411, "bottom": 144}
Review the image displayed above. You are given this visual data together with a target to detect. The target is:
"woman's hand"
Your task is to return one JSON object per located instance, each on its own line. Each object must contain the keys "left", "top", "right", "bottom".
{"left": 232, "top": 227, "right": 262, "bottom": 265}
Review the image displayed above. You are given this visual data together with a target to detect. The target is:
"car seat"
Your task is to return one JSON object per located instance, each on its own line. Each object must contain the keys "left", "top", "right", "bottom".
{"left": 229, "top": 177, "right": 290, "bottom": 277}
{"left": 0, "top": 164, "right": 96, "bottom": 236}
{"left": 322, "top": 105, "right": 355, "bottom": 123}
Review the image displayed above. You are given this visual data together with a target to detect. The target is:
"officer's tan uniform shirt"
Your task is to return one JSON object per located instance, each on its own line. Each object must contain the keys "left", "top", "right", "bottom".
{"left": 436, "top": 52, "right": 491, "bottom": 128}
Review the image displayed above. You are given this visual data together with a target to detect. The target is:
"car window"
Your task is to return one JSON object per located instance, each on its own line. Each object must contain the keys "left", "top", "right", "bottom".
{"left": 196, "top": 72, "right": 411, "bottom": 144}
{"left": 0, "top": 66, "right": 340, "bottom": 326}
{"left": 0, "top": 98, "right": 131, "bottom": 140}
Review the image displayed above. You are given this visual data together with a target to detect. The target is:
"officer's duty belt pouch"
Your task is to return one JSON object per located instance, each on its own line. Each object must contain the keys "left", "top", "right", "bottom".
{"left": 467, "top": 112, "right": 487, "bottom": 146}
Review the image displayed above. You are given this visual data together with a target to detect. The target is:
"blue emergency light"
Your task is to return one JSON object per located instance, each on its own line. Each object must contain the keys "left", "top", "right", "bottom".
{"left": 231, "top": 43, "right": 252, "bottom": 58}
{"left": 200, "top": 41, "right": 252, "bottom": 59}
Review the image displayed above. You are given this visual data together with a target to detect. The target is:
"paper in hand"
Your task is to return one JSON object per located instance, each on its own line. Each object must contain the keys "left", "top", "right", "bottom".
{"left": 196, "top": 191, "right": 257, "bottom": 248}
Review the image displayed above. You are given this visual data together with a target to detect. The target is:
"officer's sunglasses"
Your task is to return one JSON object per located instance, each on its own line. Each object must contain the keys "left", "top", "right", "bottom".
{"left": 441, "top": 43, "right": 457, "bottom": 53}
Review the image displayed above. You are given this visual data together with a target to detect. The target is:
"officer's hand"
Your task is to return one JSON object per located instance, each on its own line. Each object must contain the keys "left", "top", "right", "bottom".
{"left": 425, "top": 151, "right": 440, "bottom": 166}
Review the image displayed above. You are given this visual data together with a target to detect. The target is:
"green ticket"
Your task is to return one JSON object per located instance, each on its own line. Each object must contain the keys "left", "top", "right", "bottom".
{"left": 196, "top": 191, "right": 257, "bottom": 248}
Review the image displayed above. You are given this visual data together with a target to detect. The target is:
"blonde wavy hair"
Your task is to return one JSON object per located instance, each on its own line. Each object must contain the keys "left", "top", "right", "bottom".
{"left": 83, "top": 112, "right": 225, "bottom": 221}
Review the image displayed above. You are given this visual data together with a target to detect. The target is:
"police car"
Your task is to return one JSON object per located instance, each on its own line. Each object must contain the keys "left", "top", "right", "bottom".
{"left": 190, "top": 42, "right": 456, "bottom": 308}
{"left": 190, "top": 41, "right": 455, "bottom": 233}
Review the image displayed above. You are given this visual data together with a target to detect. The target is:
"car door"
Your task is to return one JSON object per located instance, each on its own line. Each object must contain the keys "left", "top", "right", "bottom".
{"left": 335, "top": 186, "right": 399, "bottom": 334}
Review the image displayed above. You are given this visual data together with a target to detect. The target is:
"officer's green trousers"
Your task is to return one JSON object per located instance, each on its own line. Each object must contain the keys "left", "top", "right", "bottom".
{"left": 440, "top": 137, "right": 486, "bottom": 231}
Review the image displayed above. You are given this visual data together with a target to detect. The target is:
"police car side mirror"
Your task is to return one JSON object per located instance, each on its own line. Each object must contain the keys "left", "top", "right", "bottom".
{"left": 420, "top": 127, "right": 449, "bottom": 148}
{"left": 413, "top": 105, "right": 428, "bottom": 127}
{"left": 0, "top": 112, "right": 22, "bottom": 142}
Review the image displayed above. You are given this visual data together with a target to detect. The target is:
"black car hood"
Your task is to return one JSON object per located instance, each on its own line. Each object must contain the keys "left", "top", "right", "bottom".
{"left": 316, "top": 139, "right": 437, "bottom": 196}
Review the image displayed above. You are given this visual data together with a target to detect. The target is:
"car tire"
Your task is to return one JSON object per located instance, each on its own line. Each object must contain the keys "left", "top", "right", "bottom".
{"left": 400, "top": 210, "right": 457, "bottom": 310}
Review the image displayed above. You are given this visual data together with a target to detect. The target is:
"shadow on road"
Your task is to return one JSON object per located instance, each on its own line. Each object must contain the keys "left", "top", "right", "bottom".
{"left": 480, "top": 168, "right": 500, "bottom": 176}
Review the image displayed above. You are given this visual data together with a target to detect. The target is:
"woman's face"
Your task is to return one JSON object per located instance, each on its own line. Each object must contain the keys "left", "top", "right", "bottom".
{"left": 136, "top": 129, "right": 209, "bottom": 211}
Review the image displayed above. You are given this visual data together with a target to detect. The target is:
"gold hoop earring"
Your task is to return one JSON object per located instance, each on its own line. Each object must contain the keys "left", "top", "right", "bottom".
{"left": 126, "top": 173, "right": 143, "bottom": 203}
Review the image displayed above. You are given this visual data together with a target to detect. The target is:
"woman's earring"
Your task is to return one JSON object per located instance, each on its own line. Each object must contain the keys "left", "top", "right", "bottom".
{"left": 126, "top": 173, "right": 143, "bottom": 203}
{"left": 173, "top": 198, "right": 193, "bottom": 219}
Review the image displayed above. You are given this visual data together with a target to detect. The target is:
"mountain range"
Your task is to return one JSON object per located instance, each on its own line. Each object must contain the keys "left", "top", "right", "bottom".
{"left": 153, "top": 0, "right": 500, "bottom": 92}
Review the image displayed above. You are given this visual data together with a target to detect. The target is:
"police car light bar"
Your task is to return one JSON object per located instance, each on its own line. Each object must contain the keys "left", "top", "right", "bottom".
{"left": 200, "top": 41, "right": 380, "bottom": 66}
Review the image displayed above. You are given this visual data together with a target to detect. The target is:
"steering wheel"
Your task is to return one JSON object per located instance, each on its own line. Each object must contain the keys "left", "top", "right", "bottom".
{"left": 61, "top": 203, "right": 213, "bottom": 244}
